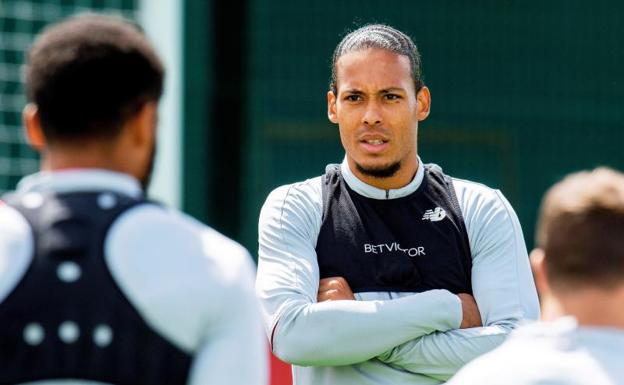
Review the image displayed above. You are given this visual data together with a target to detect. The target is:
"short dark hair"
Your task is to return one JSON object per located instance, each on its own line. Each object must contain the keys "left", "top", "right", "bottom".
{"left": 25, "top": 13, "right": 164, "bottom": 142}
{"left": 330, "top": 24, "right": 424, "bottom": 95}
{"left": 536, "top": 167, "right": 624, "bottom": 290}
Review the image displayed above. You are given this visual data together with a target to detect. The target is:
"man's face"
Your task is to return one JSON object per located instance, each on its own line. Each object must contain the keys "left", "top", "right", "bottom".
{"left": 328, "top": 48, "right": 430, "bottom": 187}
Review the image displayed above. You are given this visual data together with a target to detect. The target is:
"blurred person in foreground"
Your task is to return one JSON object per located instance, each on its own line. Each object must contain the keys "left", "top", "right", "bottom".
{"left": 447, "top": 167, "right": 624, "bottom": 385}
{"left": 0, "top": 14, "right": 266, "bottom": 385}
{"left": 256, "top": 23, "right": 539, "bottom": 385}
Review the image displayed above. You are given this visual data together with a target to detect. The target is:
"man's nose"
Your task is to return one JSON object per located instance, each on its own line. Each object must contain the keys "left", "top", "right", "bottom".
{"left": 362, "top": 101, "right": 382, "bottom": 126}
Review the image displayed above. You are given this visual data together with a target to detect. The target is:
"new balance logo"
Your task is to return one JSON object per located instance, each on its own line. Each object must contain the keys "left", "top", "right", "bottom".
{"left": 422, "top": 207, "right": 446, "bottom": 222}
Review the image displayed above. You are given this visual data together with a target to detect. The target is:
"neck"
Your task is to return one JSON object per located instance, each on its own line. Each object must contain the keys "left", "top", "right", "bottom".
{"left": 40, "top": 141, "right": 129, "bottom": 175}
{"left": 542, "top": 286, "right": 624, "bottom": 329}
{"left": 349, "top": 155, "right": 419, "bottom": 190}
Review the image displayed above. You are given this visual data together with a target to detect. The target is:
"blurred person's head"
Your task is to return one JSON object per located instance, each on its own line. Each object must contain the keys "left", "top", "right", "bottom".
{"left": 23, "top": 13, "right": 164, "bottom": 190}
{"left": 531, "top": 167, "right": 624, "bottom": 326}
{"left": 327, "top": 24, "right": 430, "bottom": 190}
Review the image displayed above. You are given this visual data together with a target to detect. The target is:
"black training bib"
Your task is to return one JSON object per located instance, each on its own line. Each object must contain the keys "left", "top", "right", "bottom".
{"left": 316, "top": 164, "right": 472, "bottom": 294}
{"left": 0, "top": 191, "right": 192, "bottom": 385}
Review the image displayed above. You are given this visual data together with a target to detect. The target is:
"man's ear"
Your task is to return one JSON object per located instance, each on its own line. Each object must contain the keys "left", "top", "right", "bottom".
{"left": 416, "top": 86, "right": 431, "bottom": 121}
{"left": 128, "top": 102, "right": 157, "bottom": 147}
{"left": 327, "top": 91, "right": 338, "bottom": 124}
{"left": 23, "top": 103, "right": 46, "bottom": 151}
{"left": 530, "top": 248, "right": 550, "bottom": 297}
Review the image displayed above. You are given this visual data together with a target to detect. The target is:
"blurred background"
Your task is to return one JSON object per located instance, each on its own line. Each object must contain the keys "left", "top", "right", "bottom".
{"left": 2, "top": 0, "right": 624, "bottom": 274}
{"left": 2, "top": 1, "right": 623, "bottom": 384}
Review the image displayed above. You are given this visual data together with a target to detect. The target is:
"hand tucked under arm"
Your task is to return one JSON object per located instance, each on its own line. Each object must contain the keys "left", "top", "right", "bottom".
{"left": 457, "top": 293, "right": 482, "bottom": 329}
{"left": 317, "top": 277, "right": 355, "bottom": 302}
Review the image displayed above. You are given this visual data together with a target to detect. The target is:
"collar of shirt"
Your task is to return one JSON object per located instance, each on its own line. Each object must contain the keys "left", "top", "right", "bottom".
{"left": 340, "top": 156, "right": 425, "bottom": 200}
{"left": 16, "top": 168, "right": 143, "bottom": 198}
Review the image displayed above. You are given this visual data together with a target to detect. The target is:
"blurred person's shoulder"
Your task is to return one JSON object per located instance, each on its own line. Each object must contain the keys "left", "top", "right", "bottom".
{"left": 0, "top": 197, "right": 31, "bottom": 240}
{"left": 0, "top": 200, "right": 34, "bottom": 299}
{"left": 105, "top": 203, "right": 257, "bottom": 352}
{"left": 107, "top": 203, "right": 255, "bottom": 287}
{"left": 448, "top": 318, "right": 624, "bottom": 385}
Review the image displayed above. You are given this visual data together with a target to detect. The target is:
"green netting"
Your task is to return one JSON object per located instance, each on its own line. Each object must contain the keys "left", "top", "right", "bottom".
{"left": 241, "top": 1, "right": 624, "bottom": 252}
{"left": 0, "top": 0, "right": 137, "bottom": 193}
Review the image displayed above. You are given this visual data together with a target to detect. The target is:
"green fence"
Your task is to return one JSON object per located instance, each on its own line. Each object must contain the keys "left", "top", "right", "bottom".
{"left": 237, "top": 1, "right": 624, "bottom": 253}
{"left": 0, "top": 0, "right": 137, "bottom": 193}
{"left": 3, "top": 1, "right": 623, "bottom": 256}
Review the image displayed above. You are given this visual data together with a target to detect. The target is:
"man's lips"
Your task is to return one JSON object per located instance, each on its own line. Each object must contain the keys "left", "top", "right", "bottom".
{"left": 359, "top": 138, "right": 389, "bottom": 153}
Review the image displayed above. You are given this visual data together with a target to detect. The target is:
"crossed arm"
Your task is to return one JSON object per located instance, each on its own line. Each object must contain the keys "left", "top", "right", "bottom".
{"left": 318, "top": 276, "right": 482, "bottom": 329}
{"left": 259, "top": 267, "right": 467, "bottom": 366}
{"left": 317, "top": 276, "right": 492, "bottom": 379}
{"left": 368, "top": 190, "right": 541, "bottom": 380}
{"left": 256, "top": 183, "right": 539, "bottom": 373}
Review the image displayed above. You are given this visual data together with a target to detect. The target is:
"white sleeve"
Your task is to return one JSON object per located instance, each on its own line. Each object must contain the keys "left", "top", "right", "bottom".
{"left": 188, "top": 242, "right": 267, "bottom": 385}
{"left": 445, "top": 347, "right": 519, "bottom": 385}
{"left": 377, "top": 184, "right": 540, "bottom": 380}
{"left": 106, "top": 206, "right": 267, "bottom": 385}
{"left": 256, "top": 181, "right": 462, "bottom": 367}
{"left": 0, "top": 203, "right": 33, "bottom": 305}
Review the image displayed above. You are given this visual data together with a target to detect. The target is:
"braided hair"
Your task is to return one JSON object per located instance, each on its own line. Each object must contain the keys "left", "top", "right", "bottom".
{"left": 330, "top": 24, "right": 424, "bottom": 95}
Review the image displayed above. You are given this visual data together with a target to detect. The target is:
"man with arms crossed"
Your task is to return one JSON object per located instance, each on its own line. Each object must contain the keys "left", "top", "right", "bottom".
{"left": 448, "top": 168, "right": 624, "bottom": 385}
{"left": 0, "top": 14, "right": 265, "bottom": 384}
{"left": 256, "top": 24, "right": 539, "bottom": 384}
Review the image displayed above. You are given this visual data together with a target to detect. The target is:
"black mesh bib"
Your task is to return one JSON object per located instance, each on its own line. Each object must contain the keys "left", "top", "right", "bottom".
{"left": 0, "top": 191, "right": 192, "bottom": 385}
{"left": 316, "top": 164, "right": 473, "bottom": 294}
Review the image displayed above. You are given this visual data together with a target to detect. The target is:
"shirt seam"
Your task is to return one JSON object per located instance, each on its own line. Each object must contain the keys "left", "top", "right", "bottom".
{"left": 273, "top": 182, "right": 315, "bottom": 350}
{"left": 450, "top": 176, "right": 498, "bottom": 192}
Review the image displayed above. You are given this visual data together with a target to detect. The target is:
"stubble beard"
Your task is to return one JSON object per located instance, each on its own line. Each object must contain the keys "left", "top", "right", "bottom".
{"left": 355, "top": 160, "right": 402, "bottom": 179}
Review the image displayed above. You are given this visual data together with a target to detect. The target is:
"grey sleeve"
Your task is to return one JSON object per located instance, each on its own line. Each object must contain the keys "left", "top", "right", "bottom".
{"left": 256, "top": 180, "right": 463, "bottom": 367}
{"left": 377, "top": 183, "right": 540, "bottom": 380}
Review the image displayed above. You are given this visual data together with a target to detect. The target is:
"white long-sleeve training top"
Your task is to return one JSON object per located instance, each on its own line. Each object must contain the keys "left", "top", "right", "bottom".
{"left": 446, "top": 317, "right": 624, "bottom": 385}
{"left": 0, "top": 169, "right": 267, "bottom": 385}
{"left": 256, "top": 158, "right": 540, "bottom": 385}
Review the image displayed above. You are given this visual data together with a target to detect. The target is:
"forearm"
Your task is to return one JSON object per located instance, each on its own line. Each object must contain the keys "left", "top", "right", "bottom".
{"left": 377, "top": 184, "right": 541, "bottom": 379}
{"left": 272, "top": 289, "right": 461, "bottom": 366}
{"left": 377, "top": 323, "right": 512, "bottom": 380}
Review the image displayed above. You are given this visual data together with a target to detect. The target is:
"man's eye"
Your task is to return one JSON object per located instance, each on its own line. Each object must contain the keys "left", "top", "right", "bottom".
{"left": 345, "top": 94, "right": 362, "bottom": 102}
{"left": 384, "top": 94, "right": 401, "bottom": 100}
